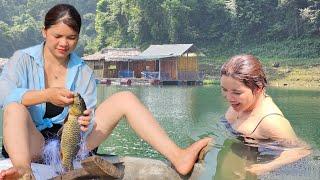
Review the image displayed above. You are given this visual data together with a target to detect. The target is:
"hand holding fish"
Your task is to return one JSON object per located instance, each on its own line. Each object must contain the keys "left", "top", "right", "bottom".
{"left": 78, "top": 109, "right": 92, "bottom": 132}
{"left": 45, "top": 87, "right": 74, "bottom": 107}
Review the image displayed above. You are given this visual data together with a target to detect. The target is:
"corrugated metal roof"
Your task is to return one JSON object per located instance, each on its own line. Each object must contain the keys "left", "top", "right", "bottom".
{"left": 141, "top": 44, "right": 194, "bottom": 56}
{"left": 82, "top": 48, "right": 141, "bottom": 61}
{"left": 82, "top": 52, "right": 105, "bottom": 61}
{"left": 130, "top": 44, "right": 195, "bottom": 60}
{"left": 130, "top": 55, "right": 175, "bottom": 60}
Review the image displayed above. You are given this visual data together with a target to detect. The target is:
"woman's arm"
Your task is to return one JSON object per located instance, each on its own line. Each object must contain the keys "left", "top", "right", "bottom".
{"left": 0, "top": 51, "right": 27, "bottom": 108}
{"left": 246, "top": 147, "right": 311, "bottom": 175}
{"left": 0, "top": 51, "right": 73, "bottom": 108}
{"left": 246, "top": 116, "right": 312, "bottom": 175}
{"left": 21, "top": 87, "right": 74, "bottom": 107}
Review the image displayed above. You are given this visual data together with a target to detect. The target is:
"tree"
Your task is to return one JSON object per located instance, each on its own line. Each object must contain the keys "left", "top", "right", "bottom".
{"left": 0, "top": 0, "right": 97, "bottom": 57}
{"left": 95, "top": 0, "right": 142, "bottom": 48}
{"left": 232, "top": 0, "right": 278, "bottom": 44}
{"left": 186, "top": 0, "right": 231, "bottom": 45}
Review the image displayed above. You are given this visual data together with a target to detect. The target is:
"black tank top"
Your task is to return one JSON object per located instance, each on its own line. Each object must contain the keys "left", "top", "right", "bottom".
{"left": 222, "top": 113, "right": 284, "bottom": 140}
{"left": 250, "top": 113, "right": 283, "bottom": 135}
{"left": 43, "top": 102, "right": 64, "bottom": 118}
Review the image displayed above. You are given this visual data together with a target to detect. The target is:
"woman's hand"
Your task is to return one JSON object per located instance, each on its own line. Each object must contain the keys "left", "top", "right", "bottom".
{"left": 78, "top": 109, "right": 92, "bottom": 132}
{"left": 45, "top": 87, "right": 74, "bottom": 107}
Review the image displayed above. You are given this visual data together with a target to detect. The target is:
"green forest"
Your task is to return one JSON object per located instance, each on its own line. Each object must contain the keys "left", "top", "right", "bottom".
{"left": 0, "top": 0, "right": 319, "bottom": 67}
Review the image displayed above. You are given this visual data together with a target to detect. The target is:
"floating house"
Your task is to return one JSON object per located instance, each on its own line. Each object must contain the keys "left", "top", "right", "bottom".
{"left": 130, "top": 44, "right": 203, "bottom": 84}
{"left": 82, "top": 48, "right": 141, "bottom": 79}
{"left": 83, "top": 44, "right": 203, "bottom": 85}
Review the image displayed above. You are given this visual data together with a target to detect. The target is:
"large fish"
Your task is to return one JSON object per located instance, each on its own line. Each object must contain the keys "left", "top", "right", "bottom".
{"left": 60, "top": 93, "right": 86, "bottom": 171}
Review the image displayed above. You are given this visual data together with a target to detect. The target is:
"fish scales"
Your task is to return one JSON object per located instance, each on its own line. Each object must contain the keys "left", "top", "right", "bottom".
{"left": 60, "top": 93, "right": 86, "bottom": 171}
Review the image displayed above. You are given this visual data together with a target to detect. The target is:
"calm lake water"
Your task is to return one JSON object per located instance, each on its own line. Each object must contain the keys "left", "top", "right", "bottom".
{"left": 1, "top": 85, "right": 320, "bottom": 179}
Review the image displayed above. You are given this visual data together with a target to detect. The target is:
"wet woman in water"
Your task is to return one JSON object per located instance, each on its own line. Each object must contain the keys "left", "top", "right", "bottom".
{"left": 220, "top": 54, "right": 311, "bottom": 175}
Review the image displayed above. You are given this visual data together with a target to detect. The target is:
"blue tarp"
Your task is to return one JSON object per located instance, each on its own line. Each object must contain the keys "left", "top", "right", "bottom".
{"left": 141, "top": 71, "right": 159, "bottom": 79}
{"left": 118, "top": 70, "right": 134, "bottom": 78}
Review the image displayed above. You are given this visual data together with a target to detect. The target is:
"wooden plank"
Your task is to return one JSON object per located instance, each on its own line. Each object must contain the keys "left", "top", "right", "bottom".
{"left": 51, "top": 168, "right": 92, "bottom": 180}
{"left": 81, "top": 156, "right": 124, "bottom": 178}
{"left": 52, "top": 171, "right": 116, "bottom": 180}
{"left": 51, "top": 156, "right": 123, "bottom": 180}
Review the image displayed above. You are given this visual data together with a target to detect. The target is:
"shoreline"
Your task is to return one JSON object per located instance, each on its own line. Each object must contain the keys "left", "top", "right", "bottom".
{"left": 203, "top": 64, "right": 320, "bottom": 90}
{"left": 267, "top": 65, "right": 320, "bottom": 90}
{"left": 268, "top": 81, "right": 320, "bottom": 90}
{"left": 204, "top": 79, "right": 320, "bottom": 90}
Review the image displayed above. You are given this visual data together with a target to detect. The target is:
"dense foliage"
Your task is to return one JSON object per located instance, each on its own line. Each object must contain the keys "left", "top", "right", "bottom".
{"left": 0, "top": 0, "right": 96, "bottom": 57}
{"left": 0, "top": 0, "right": 319, "bottom": 60}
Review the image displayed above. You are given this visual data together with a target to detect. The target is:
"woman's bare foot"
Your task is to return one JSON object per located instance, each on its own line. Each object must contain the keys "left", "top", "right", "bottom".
{"left": 173, "top": 137, "right": 213, "bottom": 175}
{"left": 0, "top": 167, "right": 35, "bottom": 180}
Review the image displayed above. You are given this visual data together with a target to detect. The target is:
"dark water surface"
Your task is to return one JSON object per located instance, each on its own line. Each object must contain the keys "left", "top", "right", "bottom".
{"left": 1, "top": 85, "right": 319, "bottom": 179}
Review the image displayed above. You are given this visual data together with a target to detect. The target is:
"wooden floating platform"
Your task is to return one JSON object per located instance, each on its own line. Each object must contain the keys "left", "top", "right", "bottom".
{"left": 52, "top": 156, "right": 124, "bottom": 180}
{"left": 0, "top": 142, "right": 213, "bottom": 179}
{"left": 97, "top": 78, "right": 203, "bottom": 86}
{"left": 160, "top": 80, "right": 203, "bottom": 86}
{"left": 53, "top": 142, "right": 212, "bottom": 179}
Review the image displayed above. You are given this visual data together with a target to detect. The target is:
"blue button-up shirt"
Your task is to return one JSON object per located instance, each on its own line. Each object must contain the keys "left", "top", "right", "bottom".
{"left": 0, "top": 43, "right": 97, "bottom": 132}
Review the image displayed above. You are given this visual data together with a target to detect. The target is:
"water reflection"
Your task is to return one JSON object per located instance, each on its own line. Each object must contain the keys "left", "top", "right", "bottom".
{"left": 199, "top": 119, "right": 319, "bottom": 180}
{"left": 213, "top": 139, "right": 258, "bottom": 180}
{"left": 0, "top": 85, "right": 319, "bottom": 179}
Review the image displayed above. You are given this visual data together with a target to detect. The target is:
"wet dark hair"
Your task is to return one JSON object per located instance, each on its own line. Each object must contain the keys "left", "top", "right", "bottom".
{"left": 220, "top": 54, "right": 267, "bottom": 92}
{"left": 44, "top": 4, "right": 81, "bottom": 34}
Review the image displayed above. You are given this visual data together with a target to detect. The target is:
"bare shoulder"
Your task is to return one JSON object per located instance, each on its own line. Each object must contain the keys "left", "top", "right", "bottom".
{"left": 258, "top": 114, "right": 296, "bottom": 140}
{"left": 264, "top": 96, "right": 282, "bottom": 112}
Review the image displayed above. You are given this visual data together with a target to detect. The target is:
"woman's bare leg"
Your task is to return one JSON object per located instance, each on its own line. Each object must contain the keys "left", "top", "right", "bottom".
{"left": 0, "top": 103, "right": 44, "bottom": 180}
{"left": 86, "top": 91, "right": 211, "bottom": 175}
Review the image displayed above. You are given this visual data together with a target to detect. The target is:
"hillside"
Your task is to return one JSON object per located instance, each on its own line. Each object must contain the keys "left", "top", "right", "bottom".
{"left": 199, "top": 38, "right": 320, "bottom": 89}
{"left": 267, "top": 65, "right": 320, "bottom": 88}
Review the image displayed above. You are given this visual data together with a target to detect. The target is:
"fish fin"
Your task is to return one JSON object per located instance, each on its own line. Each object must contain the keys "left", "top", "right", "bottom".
{"left": 57, "top": 126, "right": 63, "bottom": 137}
{"left": 60, "top": 149, "right": 63, "bottom": 160}
{"left": 57, "top": 115, "right": 69, "bottom": 137}
{"left": 64, "top": 114, "right": 69, "bottom": 123}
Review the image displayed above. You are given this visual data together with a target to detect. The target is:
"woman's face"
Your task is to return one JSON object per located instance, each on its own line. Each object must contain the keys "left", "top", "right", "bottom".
{"left": 220, "top": 75, "right": 258, "bottom": 112}
{"left": 42, "top": 22, "right": 79, "bottom": 61}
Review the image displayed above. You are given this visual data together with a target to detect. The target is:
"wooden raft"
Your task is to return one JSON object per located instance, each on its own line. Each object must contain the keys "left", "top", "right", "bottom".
{"left": 51, "top": 141, "right": 213, "bottom": 179}
{"left": 51, "top": 156, "right": 124, "bottom": 180}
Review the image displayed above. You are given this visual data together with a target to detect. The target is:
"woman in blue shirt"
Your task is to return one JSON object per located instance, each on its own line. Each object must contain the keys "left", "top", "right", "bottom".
{"left": 0, "top": 4, "right": 211, "bottom": 179}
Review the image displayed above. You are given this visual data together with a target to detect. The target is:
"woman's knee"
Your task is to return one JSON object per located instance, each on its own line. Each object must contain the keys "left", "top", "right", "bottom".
{"left": 116, "top": 91, "right": 141, "bottom": 106}
{"left": 3, "top": 103, "right": 29, "bottom": 125}
{"left": 4, "top": 102, "right": 28, "bottom": 115}
{"left": 115, "top": 91, "right": 138, "bottom": 101}
{"left": 99, "top": 91, "right": 139, "bottom": 112}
